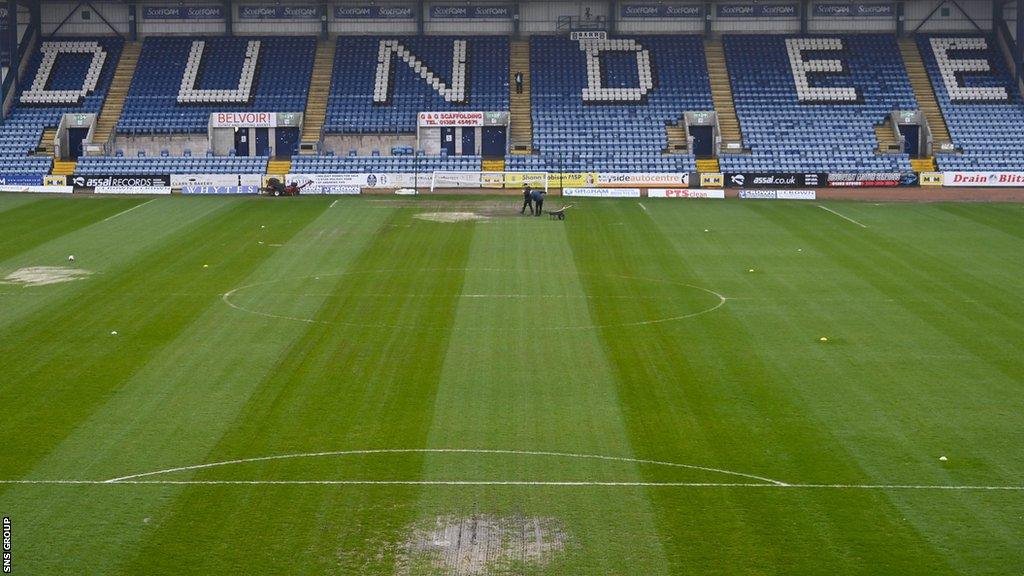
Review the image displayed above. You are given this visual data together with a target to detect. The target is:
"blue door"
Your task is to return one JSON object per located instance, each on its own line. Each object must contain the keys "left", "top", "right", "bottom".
{"left": 275, "top": 128, "right": 299, "bottom": 159}
{"left": 441, "top": 128, "right": 457, "bottom": 155}
{"left": 68, "top": 128, "right": 89, "bottom": 159}
{"left": 898, "top": 124, "right": 921, "bottom": 157}
{"left": 691, "top": 125, "right": 713, "bottom": 158}
{"left": 234, "top": 128, "right": 249, "bottom": 156}
{"left": 255, "top": 128, "right": 271, "bottom": 156}
{"left": 461, "top": 128, "right": 476, "bottom": 155}
{"left": 481, "top": 127, "right": 506, "bottom": 158}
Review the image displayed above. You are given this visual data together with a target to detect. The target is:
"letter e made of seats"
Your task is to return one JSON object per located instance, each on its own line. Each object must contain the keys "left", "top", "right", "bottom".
{"left": 786, "top": 38, "right": 859, "bottom": 104}
{"left": 929, "top": 38, "right": 1008, "bottom": 103}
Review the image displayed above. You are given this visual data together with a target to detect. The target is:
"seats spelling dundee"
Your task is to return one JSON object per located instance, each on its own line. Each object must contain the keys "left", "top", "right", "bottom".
{"left": 510, "top": 35, "right": 711, "bottom": 172}
{"left": 917, "top": 35, "right": 1024, "bottom": 171}
{"left": 0, "top": 38, "right": 123, "bottom": 176}
{"left": 118, "top": 36, "right": 315, "bottom": 134}
{"left": 325, "top": 36, "right": 508, "bottom": 134}
{"left": 720, "top": 34, "right": 916, "bottom": 173}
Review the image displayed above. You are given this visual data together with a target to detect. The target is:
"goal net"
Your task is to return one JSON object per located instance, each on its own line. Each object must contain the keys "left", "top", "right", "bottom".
{"left": 430, "top": 171, "right": 549, "bottom": 193}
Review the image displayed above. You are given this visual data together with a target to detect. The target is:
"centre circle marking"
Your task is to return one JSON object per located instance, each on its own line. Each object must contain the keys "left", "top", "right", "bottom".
{"left": 222, "top": 268, "right": 727, "bottom": 331}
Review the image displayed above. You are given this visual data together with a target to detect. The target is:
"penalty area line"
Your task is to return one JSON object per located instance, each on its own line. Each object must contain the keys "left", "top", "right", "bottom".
{"left": 817, "top": 204, "right": 867, "bottom": 228}
{"left": 0, "top": 479, "right": 1021, "bottom": 491}
{"left": 103, "top": 199, "right": 157, "bottom": 222}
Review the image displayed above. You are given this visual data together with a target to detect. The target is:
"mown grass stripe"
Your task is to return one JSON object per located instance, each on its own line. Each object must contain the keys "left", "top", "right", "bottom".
{"left": 122, "top": 206, "right": 477, "bottom": 575}
{"left": 723, "top": 201, "right": 1021, "bottom": 569}
{"left": 0, "top": 197, "right": 230, "bottom": 333}
{"left": 567, "top": 199, "right": 957, "bottom": 574}
{"left": 0, "top": 193, "right": 44, "bottom": 215}
{"left": 0, "top": 196, "right": 147, "bottom": 262}
{"left": 413, "top": 214, "right": 674, "bottom": 574}
{"left": 0, "top": 199, "right": 328, "bottom": 487}
{"left": 936, "top": 203, "right": 1024, "bottom": 242}
{"left": 0, "top": 199, "right": 394, "bottom": 576}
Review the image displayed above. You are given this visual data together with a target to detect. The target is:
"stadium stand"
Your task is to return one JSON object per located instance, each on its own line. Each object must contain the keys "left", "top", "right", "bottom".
{"left": 324, "top": 36, "right": 509, "bottom": 134}
{"left": 0, "top": 37, "right": 124, "bottom": 176}
{"left": 720, "top": 34, "right": 916, "bottom": 173}
{"left": 916, "top": 35, "right": 1024, "bottom": 171}
{"left": 117, "top": 36, "right": 315, "bottom": 134}
{"left": 510, "top": 35, "right": 711, "bottom": 172}
{"left": 75, "top": 154, "right": 268, "bottom": 175}
{"left": 291, "top": 154, "right": 480, "bottom": 174}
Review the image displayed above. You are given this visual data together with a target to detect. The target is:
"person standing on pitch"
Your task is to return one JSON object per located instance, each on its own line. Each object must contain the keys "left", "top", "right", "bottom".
{"left": 520, "top": 183, "right": 534, "bottom": 215}
{"left": 531, "top": 186, "right": 546, "bottom": 216}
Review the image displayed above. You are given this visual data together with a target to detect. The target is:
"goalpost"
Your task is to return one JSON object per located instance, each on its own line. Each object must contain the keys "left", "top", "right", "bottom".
{"left": 429, "top": 171, "right": 550, "bottom": 193}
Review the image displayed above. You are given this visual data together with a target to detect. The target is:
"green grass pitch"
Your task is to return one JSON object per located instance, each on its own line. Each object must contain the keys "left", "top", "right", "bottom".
{"left": 0, "top": 193, "right": 1022, "bottom": 575}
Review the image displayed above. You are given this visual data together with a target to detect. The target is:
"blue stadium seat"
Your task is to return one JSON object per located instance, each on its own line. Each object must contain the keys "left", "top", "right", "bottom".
{"left": 325, "top": 36, "right": 508, "bottom": 134}
{"left": 291, "top": 155, "right": 482, "bottom": 174}
{"left": 517, "top": 35, "right": 709, "bottom": 172}
{"left": 75, "top": 155, "right": 269, "bottom": 175}
{"left": 118, "top": 36, "right": 314, "bottom": 134}
{"left": 917, "top": 35, "right": 1024, "bottom": 171}
{"left": 720, "top": 34, "right": 914, "bottom": 173}
{"left": 0, "top": 37, "right": 123, "bottom": 176}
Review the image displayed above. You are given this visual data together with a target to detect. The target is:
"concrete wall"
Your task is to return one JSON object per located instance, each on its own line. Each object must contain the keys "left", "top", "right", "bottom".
{"left": 907, "top": 0, "right": 992, "bottom": 33}
{"left": 323, "top": 134, "right": 419, "bottom": 156}
{"left": 111, "top": 134, "right": 212, "bottom": 156}
{"left": 42, "top": 2, "right": 130, "bottom": 36}
{"left": 36, "top": 0, "right": 999, "bottom": 38}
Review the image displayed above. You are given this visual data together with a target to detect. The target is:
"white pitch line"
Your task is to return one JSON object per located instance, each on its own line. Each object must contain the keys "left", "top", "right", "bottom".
{"left": 221, "top": 270, "right": 728, "bottom": 331}
{"left": 817, "top": 204, "right": 867, "bottom": 228}
{"left": 638, "top": 202, "right": 648, "bottom": 213}
{"left": 0, "top": 479, "right": 1021, "bottom": 491}
{"left": 102, "top": 198, "right": 157, "bottom": 222}
{"left": 329, "top": 200, "right": 339, "bottom": 209}
{"left": 104, "top": 448, "right": 785, "bottom": 485}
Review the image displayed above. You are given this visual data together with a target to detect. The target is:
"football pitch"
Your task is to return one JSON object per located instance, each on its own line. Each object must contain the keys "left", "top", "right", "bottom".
{"left": 0, "top": 193, "right": 1022, "bottom": 575}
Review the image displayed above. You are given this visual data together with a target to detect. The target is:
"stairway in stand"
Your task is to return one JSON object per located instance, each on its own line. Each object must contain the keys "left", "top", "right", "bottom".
{"left": 482, "top": 159, "right": 505, "bottom": 172}
{"left": 898, "top": 39, "right": 953, "bottom": 151}
{"left": 910, "top": 157, "right": 936, "bottom": 172}
{"left": 874, "top": 122, "right": 900, "bottom": 153}
{"left": 52, "top": 160, "right": 77, "bottom": 176}
{"left": 267, "top": 159, "right": 292, "bottom": 176}
{"left": 705, "top": 40, "right": 743, "bottom": 151}
{"left": 35, "top": 128, "right": 56, "bottom": 157}
{"left": 301, "top": 40, "right": 336, "bottom": 144}
{"left": 509, "top": 40, "right": 533, "bottom": 154}
{"left": 696, "top": 158, "right": 720, "bottom": 173}
{"left": 664, "top": 121, "right": 688, "bottom": 154}
{"left": 93, "top": 41, "right": 141, "bottom": 149}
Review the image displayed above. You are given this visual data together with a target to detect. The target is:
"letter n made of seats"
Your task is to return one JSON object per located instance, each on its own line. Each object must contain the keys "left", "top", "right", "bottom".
{"left": 178, "top": 40, "right": 261, "bottom": 104}
{"left": 21, "top": 41, "right": 108, "bottom": 105}
{"left": 374, "top": 40, "right": 468, "bottom": 104}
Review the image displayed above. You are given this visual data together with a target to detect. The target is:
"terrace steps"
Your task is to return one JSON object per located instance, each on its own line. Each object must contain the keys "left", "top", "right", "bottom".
{"left": 509, "top": 40, "right": 533, "bottom": 154}
{"left": 705, "top": 40, "right": 743, "bottom": 150}
{"left": 898, "top": 39, "right": 953, "bottom": 149}
{"left": 93, "top": 41, "right": 141, "bottom": 147}
{"left": 301, "top": 40, "right": 336, "bottom": 143}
